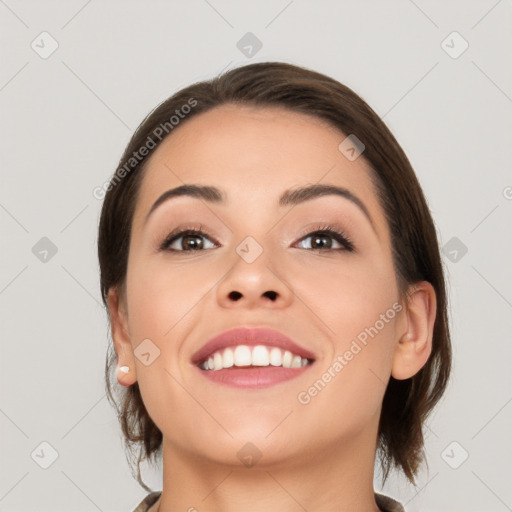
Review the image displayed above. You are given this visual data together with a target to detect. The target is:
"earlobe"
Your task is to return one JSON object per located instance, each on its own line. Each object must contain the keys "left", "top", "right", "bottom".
{"left": 391, "top": 281, "right": 436, "bottom": 380}
{"left": 107, "top": 287, "right": 137, "bottom": 387}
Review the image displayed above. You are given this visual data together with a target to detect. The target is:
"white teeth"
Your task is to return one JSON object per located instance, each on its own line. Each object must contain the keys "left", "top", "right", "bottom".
{"left": 282, "top": 350, "right": 293, "bottom": 368}
{"left": 199, "top": 345, "right": 312, "bottom": 371}
{"left": 252, "top": 345, "right": 270, "bottom": 366}
{"left": 213, "top": 352, "right": 223, "bottom": 371}
{"left": 291, "top": 355, "right": 302, "bottom": 368}
{"left": 269, "top": 347, "right": 282, "bottom": 366}
{"left": 223, "top": 347, "right": 234, "bottom": 368}
{"left": 234, "top": 345, "right": 252, "bottom": 366}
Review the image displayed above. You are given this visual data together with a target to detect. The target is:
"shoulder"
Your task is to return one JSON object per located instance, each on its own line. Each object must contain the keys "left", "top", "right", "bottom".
{"left": 375, "top": 492, "right": 406, "bottom": 512}
{"left": 132, "top": 491, "right": 161, "bottom": 512}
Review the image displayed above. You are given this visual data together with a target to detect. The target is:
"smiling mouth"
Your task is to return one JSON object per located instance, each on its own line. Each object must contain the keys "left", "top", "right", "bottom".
{"left": 198, "top": 344, "right": 314, "bottom": 371}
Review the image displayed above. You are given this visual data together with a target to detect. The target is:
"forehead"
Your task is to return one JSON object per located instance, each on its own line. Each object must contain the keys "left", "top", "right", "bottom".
{"left": 133, "top": 104, "right": 386, "bottom": 230}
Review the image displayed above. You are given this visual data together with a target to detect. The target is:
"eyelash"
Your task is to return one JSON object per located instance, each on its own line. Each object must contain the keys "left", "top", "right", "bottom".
{"left": 159, "top": 223, "right": 355, "bottom": 253}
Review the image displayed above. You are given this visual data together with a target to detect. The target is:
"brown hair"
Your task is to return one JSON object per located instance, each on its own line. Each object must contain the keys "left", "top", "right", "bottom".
{"left": 98, "top": 61, "right": 451, "bottom": 491}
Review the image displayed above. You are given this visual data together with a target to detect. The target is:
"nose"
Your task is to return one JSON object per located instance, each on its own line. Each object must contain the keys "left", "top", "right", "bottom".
{"left": 216, "top": 248, "right": 293, "bottom": 309}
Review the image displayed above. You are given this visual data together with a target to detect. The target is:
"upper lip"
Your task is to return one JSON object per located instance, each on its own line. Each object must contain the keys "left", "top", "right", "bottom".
{"left": 191, "top": 327, "right": 316, "bottom": 365}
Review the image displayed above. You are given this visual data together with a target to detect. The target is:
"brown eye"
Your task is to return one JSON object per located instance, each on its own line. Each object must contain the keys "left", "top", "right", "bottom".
{"left": 160, "top": 229, "right": 217, "bottom": 252}
{"left": 295, "top": 227, "right": 354, "bottom": 252}
{"left": 309, "top": 233, "right": 334, "bottom": 250}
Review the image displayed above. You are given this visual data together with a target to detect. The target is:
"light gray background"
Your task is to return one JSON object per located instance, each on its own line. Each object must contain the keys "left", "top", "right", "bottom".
{"left": 1, "top": 1, "right": 511, "bottom": 511}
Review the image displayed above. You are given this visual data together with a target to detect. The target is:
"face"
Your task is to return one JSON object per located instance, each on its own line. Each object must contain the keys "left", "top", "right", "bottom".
{"left": 113, "top": 104, "right": 411, "bottom": 468}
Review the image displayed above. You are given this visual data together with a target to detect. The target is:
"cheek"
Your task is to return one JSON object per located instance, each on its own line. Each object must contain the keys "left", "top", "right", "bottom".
{"left": 294, "top": 283, "right": 401, "bottom": 442}
{"left": 289, "top": 253, "right": 399, "bottom": 342}
{"left": 290, "top": 254, "right": 400, "bottom": 400}
{"left": 125, "top": 256, "right": 214, "bottom": 342}
{"left": 123, "top": 257, "right": 212, "bottom": 431}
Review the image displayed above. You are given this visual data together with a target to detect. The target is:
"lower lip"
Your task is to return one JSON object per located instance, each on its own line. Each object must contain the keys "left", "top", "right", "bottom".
{"left": 196, "top": 364, "right": 313, "bottom": 389}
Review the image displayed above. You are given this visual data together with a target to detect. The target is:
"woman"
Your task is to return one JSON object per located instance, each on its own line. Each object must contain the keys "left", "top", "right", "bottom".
{"left": 98, "top": 61, "right": 451, "bottom": 512}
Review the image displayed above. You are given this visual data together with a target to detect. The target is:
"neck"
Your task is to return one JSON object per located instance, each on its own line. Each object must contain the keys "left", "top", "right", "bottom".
{"left": 154, "top": 420, "right": 382, "bottom": 512}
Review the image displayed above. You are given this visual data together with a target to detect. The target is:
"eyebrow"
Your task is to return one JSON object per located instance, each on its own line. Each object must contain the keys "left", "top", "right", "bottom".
{"left": 144, "top": 183, "right": 376, "bottom": 231}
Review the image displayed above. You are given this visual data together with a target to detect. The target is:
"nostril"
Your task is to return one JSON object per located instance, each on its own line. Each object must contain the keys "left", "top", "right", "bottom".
{"left": 228, "top": 291, "right": 242, "bottom": 300}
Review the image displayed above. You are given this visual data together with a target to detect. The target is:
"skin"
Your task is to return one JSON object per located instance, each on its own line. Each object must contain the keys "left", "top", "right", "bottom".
{"left": 108, "top": 105, "right": 436, "bottom": 512}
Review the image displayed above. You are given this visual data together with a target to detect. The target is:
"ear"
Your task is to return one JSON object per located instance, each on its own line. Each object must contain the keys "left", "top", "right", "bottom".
{"left": 107, "top": 286, "right": 137, "bottom": 387}
{"left": 391, "top": 281, "right": 436, "bottom": 380}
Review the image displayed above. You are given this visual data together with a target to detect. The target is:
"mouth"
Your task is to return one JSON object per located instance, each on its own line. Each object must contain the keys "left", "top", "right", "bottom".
{"left": 191, "top": 327, "right": 316, "bottom": 389}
